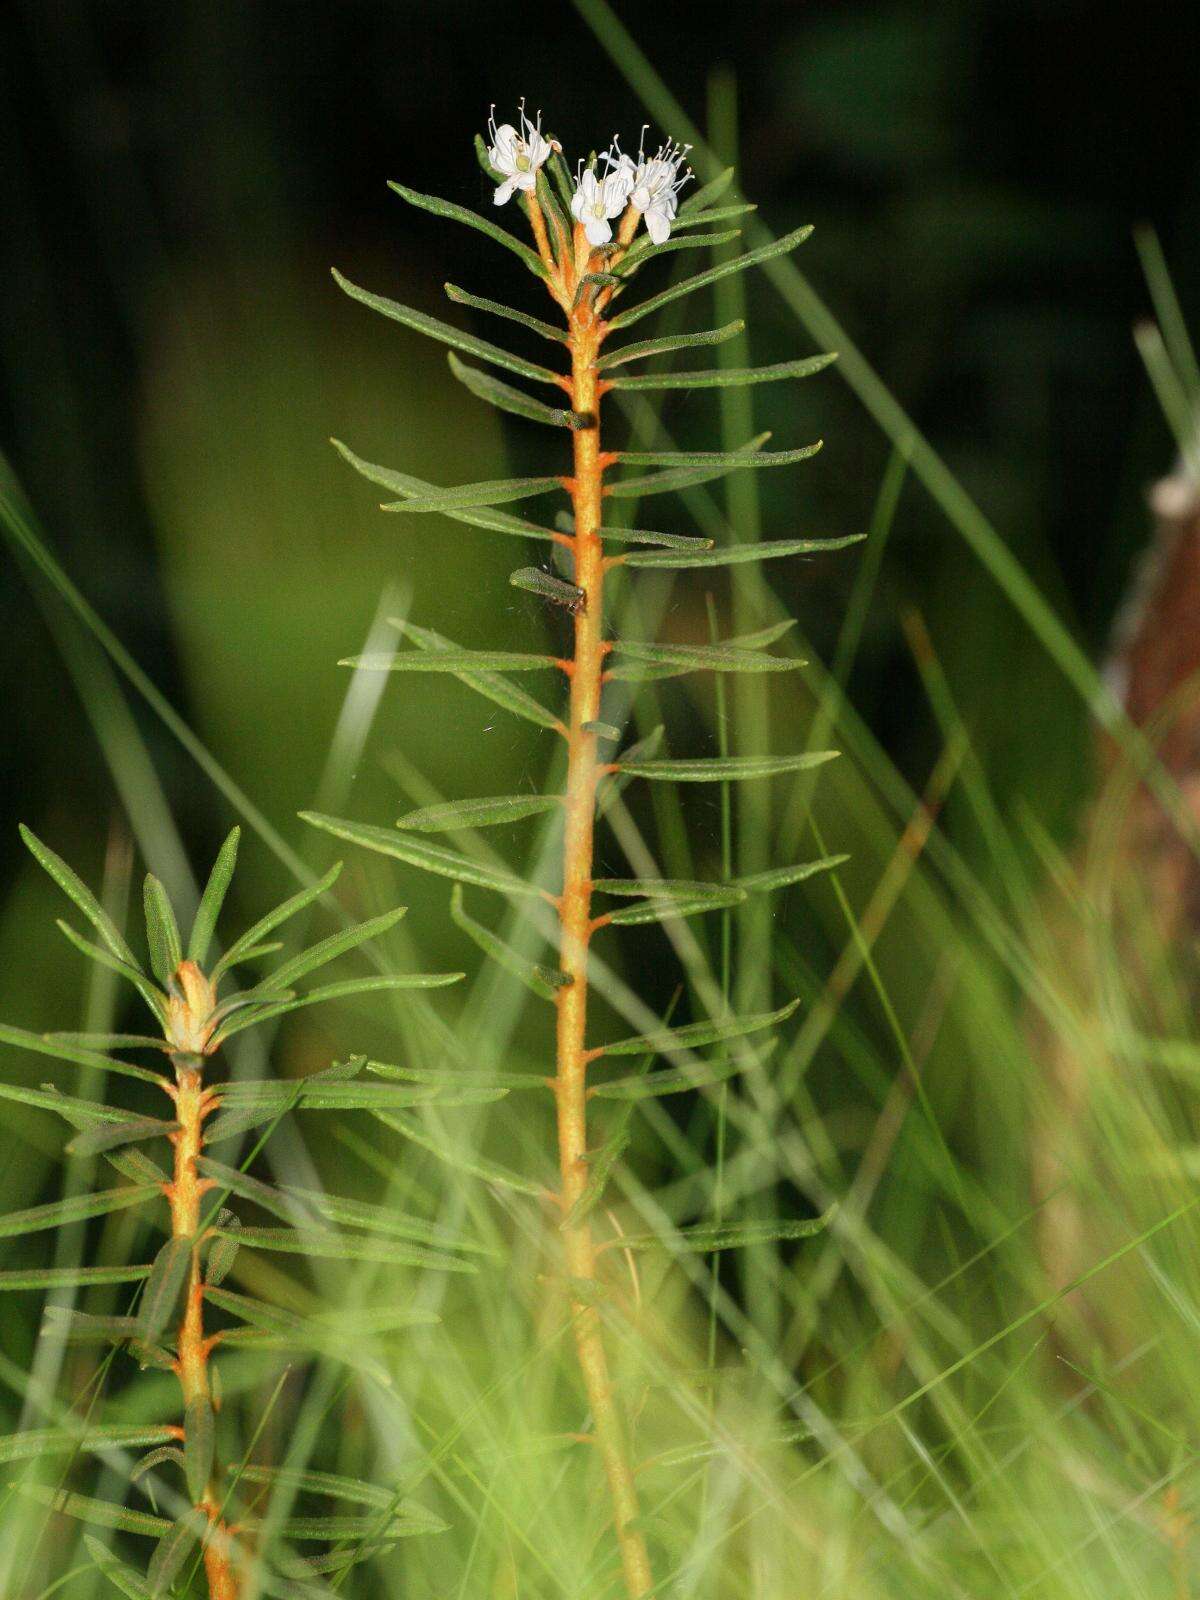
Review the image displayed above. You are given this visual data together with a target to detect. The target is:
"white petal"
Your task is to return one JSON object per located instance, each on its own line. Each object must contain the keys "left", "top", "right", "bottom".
{"left": 645, "top": 206, "right": 671, "bottom": 245}
{"left": 525, "top": 129, "right": 552, "bottom": 168}
{"left": 493, "top": 176, "right": 517, "bottom": 206}
{"left": 570, "top": 185, "right": 586, "bottom": 219}
{"left": 489, "top": 126, "right": 519, "bottom": 175}
{"left": 584, "top": 215, "right": 613, "bottom": 246}
{"left": 515, "top": 170, "right": 537, "bottom": 192}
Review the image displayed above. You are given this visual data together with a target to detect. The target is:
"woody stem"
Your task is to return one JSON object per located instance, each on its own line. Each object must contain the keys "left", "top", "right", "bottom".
{"left": 168, "top": 1056, "right": 238, "bottom": 1600}
{"left": 554, "top": 296, "right": 653, "bottom": 1600}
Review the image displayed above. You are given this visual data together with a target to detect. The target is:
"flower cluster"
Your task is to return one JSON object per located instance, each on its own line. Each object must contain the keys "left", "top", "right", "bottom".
{"left": 487, "top": 107, "right": 692, "bottom": 249}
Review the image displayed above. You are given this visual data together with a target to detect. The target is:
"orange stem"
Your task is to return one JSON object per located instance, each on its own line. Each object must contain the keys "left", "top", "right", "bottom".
{"left": 168, "top": 1056, "right": 239, "bottom": 1600}
{"left": 553, "top": 255, "right": 654, "bottom": 1600}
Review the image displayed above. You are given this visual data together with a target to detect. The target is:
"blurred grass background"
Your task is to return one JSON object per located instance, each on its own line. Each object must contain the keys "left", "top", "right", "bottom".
{"left": 3, "top": 2, "right": 1200, "bottom": 1596}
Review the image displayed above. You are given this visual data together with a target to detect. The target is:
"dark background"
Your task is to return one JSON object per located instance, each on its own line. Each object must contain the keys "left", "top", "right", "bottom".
{"left": 1, "top": 0, "right": 1197, "bottom": 904}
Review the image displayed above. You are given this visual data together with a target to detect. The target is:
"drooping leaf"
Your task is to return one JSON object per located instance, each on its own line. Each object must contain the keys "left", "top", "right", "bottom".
{"left": 300, "top": 811, "right": 538, "bottom": 898}
{"left": 736, "top": 855, "right": 849, "bottom": 894}
{"left": 19, "top": 825, "right": 138, "bottom": 965}
{"left": 67, "top": 1116, "right": 179, "bottom": 1159}
{"left": 595, "top": 320, "right": 744, "bottom": 371}
{"left": 606, "top": 355, "right": 836, "bottom": 391}
{"left": 393, "top": 620, "right": 562, "bottom": 732}
{"left": 211, "top": 1225, "right": 475, "bottom": 1273}
{"left": 0, "top": 1182, "right": 162, "bottom": 1240}
{"left": 183, "top": 1396, "right": 214, "bottom": 1503}
{"left": 380, "top": 476, "right": 563, "bottom": 516}
{"left": 600, "top": 891, "right": 746, "bottom": 926}
{"left": 387, "top": 180, "right": 549, "bottom": 279}
{"left": 449, "top": 883, "right": 566, "bottom": 1002}
{"left": 212, "top": 861, "right": 342, "bottom": 980}
{"left": 21, "top": 1484, "right": 170, "bottom": 1537}
{"left": 397, "top": 793, "right": 561, "bottom": 834}
{"left": 131, "top": 1446, "right": 187, "bottom": 1484}
{"left": 261, "top": 904, "right": 407, "bottom": 991}
{"left": 444, "top": 282, "right": 565, "bottom": 343}
{"left": 85, "top": 1534, "right": 156, "bottom": 1600}
{"left": 141, "top": 875, "right": 181, "bottom": 986}
{"left": 376, "top": 1110, "right": 547, "bottom": 1196}
{"left": 607, "top": 640, "right": 802, "bottom": 678}
{"left": 449, "top": 354, "right": 584, "bottom": 429}
{"left": 619, "top": 533, "right": 865, "bottom": 569}
{"left": 592, "top": 999, "right": 800, "bottom": 1060}
{"left": 0, "top": 1424, "right": 176, "bottom": 1466}
{"left": 205, "top": 1208, "right": 240, "bottom": 1286}
{"left": 509, "top": 566, "right": 586, "bottom": 610}
{"left": 188, "top": 826, "right": 240, "bottom": 964}
{"left": 332, "top": 269, "right": 558, "bottom": 383}
{"left": 139, "top": 1235, "right": 193, "bottom": 1340}
{"left": 0, "top": 1022, "right": 165, "bottom": 1084}
{"left": 341, "top": 648, "right": 558, "bottom": 674}
{"left": 0, "top": 1263, "right": 151, "bottom": 1292}
{"left": 619, "top": 751, "right": 839, "bottom": 783}
{"left": 147, "top": 1509, "right": 207, "bottom": 1597}
{"left": 0, "top": 1079, "right": 128, "bottom": 1126}
{"left": 678, "top": 166, "right": 735, "bottom": 214}
{"left": 54, "top": 921, "right": 165, "bottom": 1019}
{"left": 593, "top": 526, "right": 714, "bottom": 552}
{"left": 590, "top": 1057, "right": 747, "bottom": 1100}
{"left": 606, "top": 224, "right": 814, "bottom": 329}
{"left": 618, "top": 1211, "right": 836, "bottom": 1253}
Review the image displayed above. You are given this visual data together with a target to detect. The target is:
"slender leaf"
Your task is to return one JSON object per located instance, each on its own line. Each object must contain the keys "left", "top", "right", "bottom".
{"left": 381, "top": 476, "right": 562, "bottom": 515}
{"left": 593, "top": 878, "right": 739, "bottom": 900}
{"left": 183, "top": 1397, "right": 214, "bottom": 1502}
{"left": 618, "top": 1211, "right": 836, "bottom": 1252}
{"left": 142, "top": 875, "right": 181, "bottom": 986}
{"left": 449, "top": 354, "right": 584, "bottom": 429}
{"left": 21, "top": 1484, "right": 170, "bottom": 1536}
{"left": 0, "top": 1183, "right": 161, "bottom": 1240}
{"left": 264, "top": 904, "right": 407, "bottom": 991}
{"left": 67, "top": 1116, "right": 179, "bottom": 1159}
{"left": 607, "top": 640, "right": 802, "bottom": 677}
{"left": 606, "top": 354, "right": 836, "bottom": 391}
{"left": 55, "top": 921, "right": 165, "bottom": 1018}
{"left": 562, "top": 1125, "right": 630, "bottom": 1228}
{"left": 593, "top": 999, "right": 800, "bottom": 1059}
{"left": 596, "top": 724, "right": 663, "bottom": 817}
{"left": 606, "top": 223, "right": 815, "bottom": 329}
{"left": 376, "top": 1110, "right": 547, "bottom": 1196}
{"left": 387, "top": 180, "right": 549, "bottom": 279}
{"left": 205, "top": 1208, "right": 240, "bottom": 1286}
{"left": 595, "top": 320, "right": 744, "bottom": 371}
{"left": 85, "top": 1534, "right": 156, "bottom": 1600}
{"left": 397, "top": 792, "right": 561, "bottom": 833}
{"left": 300, "top": 811, "right": 538, "bottom": 897}
{"left": 606, "top": 431, "right": 771, "bottom": 498}
{"left": 188, "top": 826, "right": 240, "bottom": 964}
{"left": 678, "top": 166, "right": 735, "bottom": 214}
{"left": 214, "top": 973, "right": 463, "bottom": 1043}
{"left": 509, "top": 566, "right": 585, "bottom": 609}
{"left": 0, "top": 1264, "right": 151, "bottom": 1292}
{"left": 0, "top": 1079, "right": 129, "bottom": 1125}
{"left": 148, "top": 1510, "right": 207, "bottom": 1597}
{"left": 366, "top": 1060, "right": 546, "bottom": 1091}
{"left": 213, "top": 861, "right": 342, "bottom": 979}
{"left": 591, "top": 1057, "right": 747, "bottom": 1099}
{"left": 614, "top": 442, "right": 822, "bottom": 471}
{"left": 601, "top": 891, "right": 746, "bottom": 926}
{"left": 19, "top": 825, "right": 138, "bottom": 965}
{"left": 444, "top": 282, "right": 565, "bottom": 343}
{"left": 618, "top": 227, "right": 743, "bottom": 270}
{"left": 595, "top": 527, "right": 713, "bottom": 551}
{"left": 212, "top": 1225, "right": 475, "bottom": 1273}
{"left": 0, "top": 1021, "right": 165, "bottom": 1084}
{"left": 736, "top": 855, "right": 849, "bottom": 894}
{"left": 621, "top": 533, "right": 865, "bottom": 569}
{"left": 235, "top": 1465, "right": 398, "bottom": 1511}
{"left": 131, "top": 1446, "right": 187, "bottom": 1484}
{"left": 619, "top": 751, "right": 839, "bottom": 783}
{"left": 214, "top": 1080, "right": 502, "bottom": 1113}
{"left": 332, "top": 269, "right": 558, "bottom": 383}
{"left": 342, "top": 649, "right": 557, "bottom": 674}
{"left": 449, "top": 884, "right": 566, "bottom": 1002}
{"left": 42, "top": 1308, "right": 143, "bottom": 1343}
{"left": 0, "top": 1425, "right": 176, "bottom": 1466}
{"left": 394, "top": 619, "right": 562, "bottom": 732}
{"left": 140, "top": 1236, "right": 193, "bottom": 1340}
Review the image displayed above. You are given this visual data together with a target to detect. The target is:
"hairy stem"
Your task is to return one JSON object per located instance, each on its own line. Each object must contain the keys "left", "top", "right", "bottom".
{"left": 554, "top": 289, "right": 653, "bottom": 1600}
{"left": 168, "top": 1057, "right": 238, "bottom": 1600}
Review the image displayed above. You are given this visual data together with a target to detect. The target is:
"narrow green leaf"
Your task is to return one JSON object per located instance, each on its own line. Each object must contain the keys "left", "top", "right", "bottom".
{"left": 591, "top": 1057, "right": 747, "bottom": 1099}
{"left": 621, "top": 533, "right": 865, "bottom": 569}
{"left": 450, "top": 884, "right": 566, "bottom": 1002}
{"left": 593, "top": 878, "right": 737, "bottom": 900}
{"left": 397, "top": 793, "right": 561, "bottom": 833}
{"left": 213, "top": 973, "right": 462, "bottom": 1044}
{"left": 141, "top": 875, "right": 181, "bottom": 986}
{"left": 140, "top": 1236, "right": 193, "bottom": 1340}
{"left": 131, "top": 1446, "right": 187, "bottom": 1484}
{"left": 614, "top": 442, "right": 822, "bottom": 471}
{"left": 618, "top": 227, "right": 743, "bottom": 271}
{"left": 366, "top": 1060, "right": 546, "bottom": 1091}
{"left": 0, "top": 1425, "right": 175, "bottom": 1466}
{"left": 509, "top": 566, "right": 586, "bottom": 609}
{"left": 594, "top": 999, "right": 800, "bottom": 1059}
{"left": 595, "top": 321, "right": 744, "bottom": 371}
{"left": 620, "top": 751, "right": 839, "bottom": 783}
{"left": 22, "top": 1484, "right": 170, "bottom": 1537}
{"left": 54, "top": 921, "right": 165, "bottom": 1019}
{"left": 188, "top": 826, "right": 240, "bottom": 964}
{"left": 376, "top": 1110, "right": 547, "bottom": 1196}
{"left": 243, "top": 1512, "right": 438, "bottom": 1541}
{"left": 205, "top": 1208, "right": 240, "bottom": 1286}
{"left": 561, "top": 1126, "right": 630, "bottom": 1228}
{"left": 213, "top": 861, "right": 342, "bottom": 980}
{"left": 736, "top": 855, "right": 849, "bottom": 894}
{"left": 678, "top": 166, "right": 735, "bottom": 215}
{"left": 213, "top": 1225, "right": 475, "bottom": 1273}
{"left": 444, "top": 282, "right": 565, "bottom": 343}
{"left": 387, "top": 180, "right": 549, "bottom": 279}
{"left": 0, "top": 1079, "right": 128, "bottom": 1125}
{"left": 42, "top": 1307, "right": 143, "bottom": 1343}
{"left": 214, "top": 1080, "right": 501, "bottom": 1114}
{"left": 395, "top": 620, "right": 562, "bottom": 732}
{"left": 19, "top": 825, "right": 138, "bottom": 965}
{"left": 596, "top": 527, "right": 713, "bottom": 551}
{"left": 607, "top": 640, "right": 802, "bottom": 678}
{"left": 264, "top": 904, "right": 406, "bottom": 991}
{"left": 0, "top": 1022, "right": 165, "bottom": 1084}
{"left": 0, "top": 1263, "right": 151, "bottom": 1292}
{"left": 85, "top": 1534, "right": 156, "bottom": 1600}
{"left": 607, "top": 354, "right": 836, "bottom": 391}
{"left": 619, "top": 1210, "right": 836, "bottom": 1252}
{"left": 183, "top": 1397, "right": 214, "bottom": 1503}
{"left": 607, "top": 223, "right": 815, "bottom": 329}
{"left": 605, "top": 431, "right": 772, "bottom": 499}
{"left": 67, "top": 1116, "right": 179, "bottom": 1159}
{"left": 596, "top": 724, "right": 663, "bottom": 818}
{"left": 583, "top": 720, "right": 622, "bottom": 740}
{"left": 0, "top": 1183, "right": 161, "bottom": 1240}
{"left": 449, "top": 353, "right": 583, "bottom": 429}
{"left": 603, "top": 892, "right": 746, "bottom": 926}
{"left": 332, "top": 269, "right": 558, "bottom": 382}
{"left": 672, "top": 203, "right": 758, "bottom": 231}
{"left": 300, "top": 811, "right": 538, "bottom": 898}
{"left": 236, "top": 1464, "right": 396, "bottom": 1511}
{"left": 381, "top": 475, "right": 562, "bottom": 515}
{"left": 204, "top": 1285, "right": 299, "bottom": 1333}
{"left": 342, "top": 648, "right": 557, "bottom": 673}
{"left": 147, "top": 1510, "right": 207, "bottom": 1597}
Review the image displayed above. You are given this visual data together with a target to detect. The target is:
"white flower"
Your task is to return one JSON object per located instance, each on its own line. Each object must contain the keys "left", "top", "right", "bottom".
{"left": 487, "top": 100, "right": 552, "bottom": 206}
{"left": 625, "top": 129, "right": 692, "bottom": 245}
{"left": 570, "top": 146, "right": 634, "bottom": 247}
